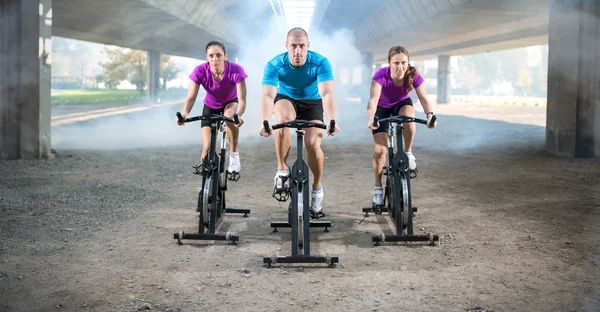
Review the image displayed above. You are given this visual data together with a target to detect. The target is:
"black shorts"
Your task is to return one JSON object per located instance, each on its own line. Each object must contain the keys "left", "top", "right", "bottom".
{"left": 274, "top": 93, "right": 324, "bottom": 123}
{"left": 372, "top": 97, "right": 413, "bottom": 134}
{"left": 201, "top": 99, "right": 237, "bottom": 128}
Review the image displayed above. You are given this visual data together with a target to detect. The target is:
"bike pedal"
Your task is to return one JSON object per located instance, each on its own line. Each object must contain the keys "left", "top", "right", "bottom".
{"left": 227, "top": 171, "right": 241, "bottom": 181}
{"left": 372, "top": 204, "right": 385, "bottom": 214}
{"left": 272, "top": 188, "right": 291, "bottom": 202}
{"left": 310, "top": 211, "right": 326, "bottom": 219}
{"left": 192, "top": 165, "right": 204, "bottom": 175}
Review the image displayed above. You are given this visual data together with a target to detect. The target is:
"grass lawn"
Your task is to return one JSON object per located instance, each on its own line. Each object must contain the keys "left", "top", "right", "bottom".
{"left": 51, "top": 88, "right": 188, "bottom": 105}
{"left": 51, "top": 89, "right": 144, "bottom": 105}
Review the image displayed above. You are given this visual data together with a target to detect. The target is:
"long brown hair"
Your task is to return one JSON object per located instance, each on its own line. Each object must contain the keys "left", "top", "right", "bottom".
{"left": 387, "top": 46, "right": 418, "bottom": 92}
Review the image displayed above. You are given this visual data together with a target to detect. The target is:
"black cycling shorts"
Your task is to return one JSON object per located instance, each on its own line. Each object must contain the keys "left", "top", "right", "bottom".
{"left": 372, "top": 97, "right": 413, "bottom": 134}
{"left": 274, "top": 93, "right": 324, "bottom": 123}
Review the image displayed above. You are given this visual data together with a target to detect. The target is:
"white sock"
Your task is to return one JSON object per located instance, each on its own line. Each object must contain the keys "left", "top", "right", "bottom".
{"left": 277, "top": 169, "right": 289, "bottom": 175}
{"left": 230, "top": 152, "right": 239, "bottom": 157}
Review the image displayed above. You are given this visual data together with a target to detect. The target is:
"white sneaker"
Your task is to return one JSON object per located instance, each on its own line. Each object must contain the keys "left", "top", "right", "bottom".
{"left": 311, "top": 188, "right": 324, "bottom": 213}
{"left": 274, "top": 170, "right": 290, "bottom": 190}
{"left": 373, "top": 186, "right": 384, "bottom": 206}
{"left": 406, "top": 152, "right": 417, "bottom": 170}
{"left": 227, "top": 152, "right": 240, "bottom": 173}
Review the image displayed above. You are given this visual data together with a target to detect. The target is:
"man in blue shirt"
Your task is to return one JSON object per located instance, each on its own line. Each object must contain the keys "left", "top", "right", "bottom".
{"left": 259, "top": 27, "right": 340, "bottom": 218}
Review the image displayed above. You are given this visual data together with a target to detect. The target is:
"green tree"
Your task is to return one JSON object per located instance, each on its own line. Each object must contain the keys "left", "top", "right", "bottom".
{"left": 100, "top": 47, "right": 147, "bottom": 94}
{"left": 160, "top": 55, "right": 181, "bottom": 91}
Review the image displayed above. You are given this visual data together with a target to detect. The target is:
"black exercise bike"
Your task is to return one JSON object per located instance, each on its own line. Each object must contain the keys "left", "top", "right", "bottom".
{"left": 363, "top": 114, "right": 439, "bottom": 245}
{"left": 263, "top": 119, "right": 339, "bottom": 267}
{"left": 174, "top": 112, "right": 250, "bottom": 245}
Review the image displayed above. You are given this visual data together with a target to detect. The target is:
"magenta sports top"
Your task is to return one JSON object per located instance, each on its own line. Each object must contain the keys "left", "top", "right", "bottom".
{"left": 372, "top": 67, "right": 424, "bottom": 108}
{"left": 189, "top": 61, "right": 247, "bottom": 109}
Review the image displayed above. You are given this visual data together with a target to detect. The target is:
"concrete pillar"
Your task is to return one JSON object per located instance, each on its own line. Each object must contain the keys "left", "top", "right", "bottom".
{"left": 546, "top": 0, "right": 599, "bottom": 157}
{"left": 147, "top": 50, "right": 160, "bottom": 98}
{"left": 0, "top": 0, "right": 52, "bottom": 160}
{"left": 437, "top": 55, "right": 450, "bottom": 104}
{"left": 361, "top": 52, "right": 374, "bottom": 102}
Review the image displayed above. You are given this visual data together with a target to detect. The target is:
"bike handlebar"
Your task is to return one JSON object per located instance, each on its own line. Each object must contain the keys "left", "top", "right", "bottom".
{"left": 266, "top": 119, "right": 328, "bottom": 131}
{"left": 177, "top": 112, "right": 239, "bottom": 124}
{"left": 373, "top": 115, "right": 437, "bottom": 127}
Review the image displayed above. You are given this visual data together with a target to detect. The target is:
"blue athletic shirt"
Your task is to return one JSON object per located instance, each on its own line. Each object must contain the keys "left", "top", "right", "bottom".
{"left": 262, "top": 50, "right": 334, "bottom": 100}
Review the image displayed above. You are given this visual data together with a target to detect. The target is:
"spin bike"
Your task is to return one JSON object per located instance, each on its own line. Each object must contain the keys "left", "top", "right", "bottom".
{"left": 173, "top": 112, "right": 250, "bottom": 245}
{"left": 262, "top": 119, "right": 339, "bottom": 267}
{"left": 363, "top": 114, "right": 439, "bottom": 245}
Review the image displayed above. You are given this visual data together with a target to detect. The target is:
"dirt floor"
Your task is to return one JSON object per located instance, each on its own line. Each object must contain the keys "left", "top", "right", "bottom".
{"left": 1, "top": 102, "right": 599, "bottom": 312}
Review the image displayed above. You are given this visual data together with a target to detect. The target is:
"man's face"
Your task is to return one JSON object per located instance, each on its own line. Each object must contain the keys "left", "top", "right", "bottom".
{"left": 286, "top": 34, "right": 310, "bottom": 67}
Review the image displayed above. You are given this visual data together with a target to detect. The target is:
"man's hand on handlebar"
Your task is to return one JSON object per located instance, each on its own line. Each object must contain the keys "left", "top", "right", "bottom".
{"left": 327, "top": 122, "right": 340, "bottom": 136}
{"left": 260, "top": 120, "right": 272, "bottom": 137}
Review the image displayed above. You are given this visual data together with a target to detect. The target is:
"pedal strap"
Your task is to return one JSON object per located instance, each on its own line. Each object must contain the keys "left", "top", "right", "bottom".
{"left": 410, "top": 168, "right": 418, "bottom": 179}
{"left": 310, "top": 211, "right": 326, "bottom": 219}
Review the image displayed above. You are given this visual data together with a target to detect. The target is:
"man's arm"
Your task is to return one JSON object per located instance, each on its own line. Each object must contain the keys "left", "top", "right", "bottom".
{"left": 259, "top": 85, "right": 278, "bottom": 136}
{"left": 260, "top": 85, "right": 277, "bottom": 121}
{"left": 318, "top": 80, "right": 336, "bottom": 121}
{"left": 318, "top": 80, "right": 339, "bottom": 135}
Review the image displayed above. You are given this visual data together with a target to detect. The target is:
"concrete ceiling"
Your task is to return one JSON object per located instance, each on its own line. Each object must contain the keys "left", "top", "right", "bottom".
{"left": 318, "top": 0, "right": 550, "bottom": 61}
{"left": 52, "top": 0, "right": 251, "bottom": 59}
{"left": 53, "top": 0, "right": 551, "bottom": 61}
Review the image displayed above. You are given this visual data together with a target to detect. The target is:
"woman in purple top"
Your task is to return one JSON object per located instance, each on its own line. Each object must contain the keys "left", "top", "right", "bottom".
{"left": 176, "top": 41, "right": 248, "bottom": 175}
{"left": 367, "top": 46, "right": 437, "bottom": 206}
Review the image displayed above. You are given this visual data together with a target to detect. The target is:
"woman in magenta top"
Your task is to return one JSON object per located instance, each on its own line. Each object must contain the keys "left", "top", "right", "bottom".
{"left": 177, "top": 41, "right": 247, "bottom": 175}
{"left": 367, "top": 46, "right": 437, "bottom": 206}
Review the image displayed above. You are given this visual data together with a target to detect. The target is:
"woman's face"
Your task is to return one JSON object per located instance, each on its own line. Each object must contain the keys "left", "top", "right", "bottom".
{"left": 389, "top": 53, "right": 409, "bottom": 79}
{"left": 206, "top": 45, "right": 226, "bottom": 71}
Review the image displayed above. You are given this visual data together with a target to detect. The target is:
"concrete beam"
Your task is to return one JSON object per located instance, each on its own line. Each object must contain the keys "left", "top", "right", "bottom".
{"left": 411, "top": 25, "right": 548, "bottom": 58}
{"left": 546, "top": 0, "right": 599, "bottom": 157}
{"left": 1, "top": 0, "right": 52, "bottom": 160}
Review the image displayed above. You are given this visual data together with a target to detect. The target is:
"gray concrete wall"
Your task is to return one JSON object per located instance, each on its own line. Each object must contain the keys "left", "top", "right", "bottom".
{"left": 546, "top": 0, "right": 599, "bottom": 157}
{"left": 0, "top": 0, "right": 52, "bottom": 160}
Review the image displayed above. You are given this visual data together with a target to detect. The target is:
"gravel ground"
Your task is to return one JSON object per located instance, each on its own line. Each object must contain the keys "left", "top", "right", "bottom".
{"left": 1, "top": 103, "right": 599, "bottom": 312}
